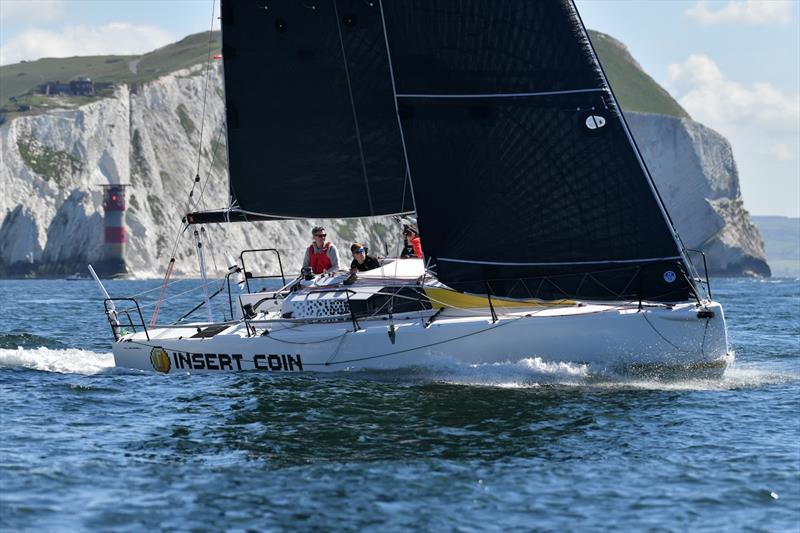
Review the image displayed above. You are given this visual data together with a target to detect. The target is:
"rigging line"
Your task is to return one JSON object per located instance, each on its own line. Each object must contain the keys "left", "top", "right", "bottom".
{"left": 570, "top": 1, "right": 693, "bottom": 274}
{"left": 395, "top": 88, "right": 606, "bottom": 99}
{"left": 163, "top": 9, "right": 223, "bottom": 276}
{"left": 134, "top": 281, "right": 219, "bottom": 311}
{"left": 700, "top": 314, "right": 710, "bottom": 358}
{"left": 150, "top": 257, "right": 175, "bottom": 326}
{"left": 378, "top": 0, "right": 419, "bottom": 217}
{"left": 322, "top": 313, "right": 532, "bottom": 366}
{"left": 151, "top": 221, "right": 192, "bottom": 323}
{"left": 167, "top": 124, "right": 222, "bottom": 269}
{"left": 200, "top": 226, "right": 220, "bottom": 275}
{"left": 167, "top": 222, "right": 192, "bottom": 265}
{"left": 194, "top": 0, "right": 218, "bottom": 177}
{"left": 127, "top": 313, "right": 526, "bottom": 365}
{"left": 195, "top": 122, "right": 227, "bottom": 212}
{"left": 126, "top": 277, "right": 190, "bottom": 299}
{"left": 265, "top": 333, "right": 349, "bottom": 346}
{"left": 331, "top": 0, "right": 374, "bottom": 216}
{"left": 151, "top": 221, "right": 191, "bottom": 317}
{"left": 641, "top": 312, "right": 680, "bottom": 350}
{"left": 376, "top": 0, "right": 420, "bottom": 321}
{"left": 325, "top": 332, "right": 349, "bottom": 364}
{"left": 128, "top": 301, "right": 633, "bottom": 355}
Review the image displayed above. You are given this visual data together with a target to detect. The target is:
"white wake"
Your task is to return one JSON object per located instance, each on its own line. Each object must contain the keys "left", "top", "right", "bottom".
{"left": 0, "top": 347, "right": 114, "bottom": 374}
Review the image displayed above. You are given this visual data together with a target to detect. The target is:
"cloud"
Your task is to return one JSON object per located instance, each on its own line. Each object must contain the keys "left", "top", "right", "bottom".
{"left": 667, "top": 55, "right": 800, "bottom": 134}
{"left": 685, "top": 0, "right": 793, "bottom": 26}
{"left": 0, "top": 23, "right": 175, "bottom": 65}
{"left": 668, "top": 54, "right": 799, "bottom": 216}
{"left": 0, "top": 0, "right": 65, "bottom": 22}
{"left": 765, "top": 142, "right": 798, "bottom": 161}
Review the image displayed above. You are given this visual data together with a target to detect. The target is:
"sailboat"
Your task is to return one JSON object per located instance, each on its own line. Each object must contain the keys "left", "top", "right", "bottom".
{"left": 102, "top": 0, "right": 731, "bottom": 376}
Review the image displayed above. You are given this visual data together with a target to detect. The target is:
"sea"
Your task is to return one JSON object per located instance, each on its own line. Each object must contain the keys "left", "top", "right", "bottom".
{"left": 0, "top": 277, "right": 798, "bottom": 532}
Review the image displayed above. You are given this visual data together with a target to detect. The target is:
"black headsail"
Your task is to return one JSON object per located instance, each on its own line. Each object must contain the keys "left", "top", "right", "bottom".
{"left": 202, "top": 0, "right": 412, "bottom": 222}
{"left": 379, "top": 0, "right": 696, "bottom": 302}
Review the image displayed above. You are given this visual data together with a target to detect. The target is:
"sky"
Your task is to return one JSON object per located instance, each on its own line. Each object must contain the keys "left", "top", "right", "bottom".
{"left": 1, "top": 0, "right": 798, "bottom": 217}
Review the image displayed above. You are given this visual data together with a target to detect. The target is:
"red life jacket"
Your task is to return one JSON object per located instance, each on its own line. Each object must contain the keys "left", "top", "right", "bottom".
{"left": 308, "top": 242, "right": 332, "bottom": 274}
{"left": 410, "top": 236, "right": 423, "bottom": 258}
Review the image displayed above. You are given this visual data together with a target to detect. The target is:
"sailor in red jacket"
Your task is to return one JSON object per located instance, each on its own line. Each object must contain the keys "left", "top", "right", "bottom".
{"left": 401, "top": 225, "right": 423, "bottom": 259}
{"left": 302, "top": 226, "right": 340, "bottom": 275}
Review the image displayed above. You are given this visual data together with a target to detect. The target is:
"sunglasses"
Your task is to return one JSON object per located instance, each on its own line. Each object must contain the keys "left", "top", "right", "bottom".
{"left": 353, "top": 248, "right": 365, "bottom": 254}
{"left": 314, "top": 233, "right": 327, "bottom": 238}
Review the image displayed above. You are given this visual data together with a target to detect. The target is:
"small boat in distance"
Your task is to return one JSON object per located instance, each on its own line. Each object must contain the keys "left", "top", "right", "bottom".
{"left": 99, "top": 0, "right": 731, "bottom": 377}
{"left": 66, "top": 273, "right": 89, "bottom": 281}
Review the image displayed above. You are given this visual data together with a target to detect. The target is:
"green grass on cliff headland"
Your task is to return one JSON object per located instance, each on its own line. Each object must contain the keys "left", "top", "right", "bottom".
{"left": 0, "top": 29, "right": 687, "bottom": 121}
{"left": 587, "top": 30, "right": 690, "bottom": 119}
{"left": 0, "top": 31, "right": 221, "bottom": 111}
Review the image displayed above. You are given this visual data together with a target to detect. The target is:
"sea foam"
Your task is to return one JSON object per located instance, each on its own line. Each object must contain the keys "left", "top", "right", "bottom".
{"left": 0, "top": 347, "right": 114, "bottom": 374}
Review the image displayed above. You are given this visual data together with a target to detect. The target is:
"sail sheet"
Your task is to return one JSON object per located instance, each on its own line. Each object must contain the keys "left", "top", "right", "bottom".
{"left": 380, "top": 0, "right": 695, "bottom": 301}
{"left": 219, "top": 0, "right": 412, "bottom": 218}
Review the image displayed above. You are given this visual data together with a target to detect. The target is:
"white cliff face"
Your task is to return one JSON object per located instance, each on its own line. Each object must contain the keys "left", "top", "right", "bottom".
{"left": 0, "top": 65, "right": 397, "bottom": 278}
{"left": 0, "top": 67, "right": 768, "bottom": 278}
{"left": 0, "top": 87, "right": 130, "bottom": 273}
{"left": 627, "top": 112, "right": 770, "bottom": 276}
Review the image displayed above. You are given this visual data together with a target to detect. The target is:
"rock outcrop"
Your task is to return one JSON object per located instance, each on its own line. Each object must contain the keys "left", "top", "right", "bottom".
{"left": 0, "top": 65, "right": 769, "bottom": 278}
{"left": 627, "top": 112, "right": 770, "bottom": 277}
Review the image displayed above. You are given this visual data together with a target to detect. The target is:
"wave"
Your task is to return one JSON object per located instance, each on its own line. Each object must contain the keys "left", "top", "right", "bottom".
{"left": 435, "top": 357, "right": 590, "bottom": 388}
{"left": 0, "top": 332, "right": 66, "bottom": 350}
{"left": 0, "top": 347, "right": 114, "bottom": 374}
{"left": 366, "top": 354, "right": 797, "bottom": 391}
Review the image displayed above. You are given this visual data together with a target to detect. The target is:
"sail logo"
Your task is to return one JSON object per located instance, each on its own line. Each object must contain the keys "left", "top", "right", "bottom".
{"left": 150, "top": 347, "right": 171, "bottom": 373}
{"left": 585, "top": 115, "right": 606, "bottom": 130}
{"left": 663, "top": 271, "right": 677, "bottom": 283}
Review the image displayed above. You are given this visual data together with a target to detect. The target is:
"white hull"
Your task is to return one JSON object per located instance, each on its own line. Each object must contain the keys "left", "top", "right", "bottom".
{"left": 113, "top": 300, "right": 730, "bottom": 377}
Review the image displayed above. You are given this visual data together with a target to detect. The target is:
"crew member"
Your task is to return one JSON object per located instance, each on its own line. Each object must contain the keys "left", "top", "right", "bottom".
{"left": 400, "top": 225, "right": 423, "bottom": 259}
{"left": 302, "top": 226, "right": 339, "bottom": 275}
{"left": 349, "top": 243, "right": 381, "bottom": 274}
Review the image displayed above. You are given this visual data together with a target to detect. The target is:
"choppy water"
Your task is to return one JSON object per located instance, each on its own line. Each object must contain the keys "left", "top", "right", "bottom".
{"left": 1, "top": 277, "right": 798, "bottom": 531}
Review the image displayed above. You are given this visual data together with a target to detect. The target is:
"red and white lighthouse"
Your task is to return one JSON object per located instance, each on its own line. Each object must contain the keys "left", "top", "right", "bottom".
{"left": 100, "top": 184, "right": 128, "bottom": 276}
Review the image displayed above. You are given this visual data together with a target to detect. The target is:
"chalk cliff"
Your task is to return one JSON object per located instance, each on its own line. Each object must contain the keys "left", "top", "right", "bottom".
{"left": 627, "top": 112, "right": 770, "bottom": 277}
{"left": 0, "top": 64, "right": 397, "bottom": 278}
{"left": 0, "top": 64, "right": 769, "bottom": 278}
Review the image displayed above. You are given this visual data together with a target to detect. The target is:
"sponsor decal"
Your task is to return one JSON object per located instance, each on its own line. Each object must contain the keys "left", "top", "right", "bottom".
{"left": 150, "top": 347, "right": 171, "bottom": 373}
{"left": 663, "top": 270, "right": 677, "bottom": 283}
{"left": 169, "top": 352, "right": 303, "bottom": 372}
{"left": 585, "top": 114, "right": 606, "bottom": 130}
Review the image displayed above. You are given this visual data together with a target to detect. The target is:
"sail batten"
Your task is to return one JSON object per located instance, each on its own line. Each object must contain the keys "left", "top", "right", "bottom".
{"left": 396, "top": 88, "right": 607, "bottom": 99}
{"left": 438, "top": 256, "right": 684, "bottom": 267}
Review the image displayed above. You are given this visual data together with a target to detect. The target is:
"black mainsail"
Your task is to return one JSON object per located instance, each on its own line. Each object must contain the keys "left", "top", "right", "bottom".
{"left": 210, "top": 0, "right": 411, "bottom": 220}
{"left": 191, "top": 0, "right": 696, "bottom": 302}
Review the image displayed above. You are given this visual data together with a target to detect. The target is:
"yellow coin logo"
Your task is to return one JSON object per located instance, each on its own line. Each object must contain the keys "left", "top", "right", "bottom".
{"left": 150, "top": 347, "right": 171, "bottom": 374}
